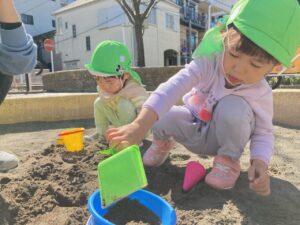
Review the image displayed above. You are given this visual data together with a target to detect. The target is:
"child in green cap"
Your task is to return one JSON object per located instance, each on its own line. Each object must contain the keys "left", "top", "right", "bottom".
{"left": 106, "top": 0, "right": 300, "bottom": 196}
{"left": 84, "top": 40, "right": 148, "bottom": 142}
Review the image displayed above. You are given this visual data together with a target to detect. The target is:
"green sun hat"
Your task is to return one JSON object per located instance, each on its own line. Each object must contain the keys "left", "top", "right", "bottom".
{"left": 193, "top": 0, "right": 300, "bottom": 67}
{"left": 85, "top": 40, "right": 142, "bottom": 84}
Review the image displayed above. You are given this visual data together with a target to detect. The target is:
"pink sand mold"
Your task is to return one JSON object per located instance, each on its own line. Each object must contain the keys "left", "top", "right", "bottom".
{"left": 182, "top": 161, "right": 206, "bottom": 192}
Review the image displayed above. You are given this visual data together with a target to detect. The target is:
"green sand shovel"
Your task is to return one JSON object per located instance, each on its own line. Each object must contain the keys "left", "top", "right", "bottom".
{"left": 97, "top": 145, "right": 148, "bottom": 208}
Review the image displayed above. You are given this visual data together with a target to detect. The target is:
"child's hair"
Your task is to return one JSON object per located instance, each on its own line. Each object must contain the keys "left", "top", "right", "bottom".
{"left": 223, "top": 24, "right": 279, "bottom": 65}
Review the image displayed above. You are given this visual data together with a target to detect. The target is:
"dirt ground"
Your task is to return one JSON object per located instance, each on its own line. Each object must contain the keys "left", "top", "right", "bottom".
{"left": 0, "top": 120, "right": 299, "bottom": 225}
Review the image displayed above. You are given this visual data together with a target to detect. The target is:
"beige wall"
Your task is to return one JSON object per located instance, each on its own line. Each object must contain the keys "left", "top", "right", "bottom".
{"left": 1, "top": 89, "right": 299, "bottom": 128}
{"left": 273, "top": 90, "right": 300, "bottom": 128}
{"left": 0, "top": 93, "right": 97, "bottom": 124}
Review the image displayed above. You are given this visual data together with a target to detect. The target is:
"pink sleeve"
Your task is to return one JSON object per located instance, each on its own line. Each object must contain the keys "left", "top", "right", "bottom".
{"left": 143, "top": 57, "right": 214, "bottom": 119}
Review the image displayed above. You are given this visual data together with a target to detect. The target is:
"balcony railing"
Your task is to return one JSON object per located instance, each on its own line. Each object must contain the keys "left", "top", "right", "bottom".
{"left": 179, "top": 6, "right": 206, "bottom": 29}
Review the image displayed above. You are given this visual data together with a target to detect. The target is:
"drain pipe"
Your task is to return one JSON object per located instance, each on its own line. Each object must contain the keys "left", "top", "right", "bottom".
{"left": 207, "top": 4, "right": 212, "bottom": 30}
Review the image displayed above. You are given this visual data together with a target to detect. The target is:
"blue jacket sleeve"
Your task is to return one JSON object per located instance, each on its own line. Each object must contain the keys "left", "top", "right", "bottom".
{"left": 0, "top": 24, "right": 37, "bottom": 75}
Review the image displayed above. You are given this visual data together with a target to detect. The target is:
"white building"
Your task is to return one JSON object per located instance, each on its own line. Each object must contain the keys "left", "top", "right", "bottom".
{"left": 14, "top": 0, "right": 75, "bottom": 70}
{"left": 14, "top": 0, "right": 75, "bottom": 37}
{"left": 53, "top": 0, "right": 181, "bottom": 70}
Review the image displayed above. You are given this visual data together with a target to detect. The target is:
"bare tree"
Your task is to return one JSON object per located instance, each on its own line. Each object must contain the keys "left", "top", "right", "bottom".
{"left": 116, "top": 0, "right": 160, "bottom": 67}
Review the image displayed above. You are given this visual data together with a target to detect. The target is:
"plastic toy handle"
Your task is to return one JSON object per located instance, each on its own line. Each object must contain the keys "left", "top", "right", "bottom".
{"left": 97, "top": 148, "right": 117, "bottom": 155}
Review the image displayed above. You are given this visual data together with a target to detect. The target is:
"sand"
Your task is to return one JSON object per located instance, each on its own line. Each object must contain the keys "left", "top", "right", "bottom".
{"left": 0, "top": 120, "right": 299, "bottom": 225}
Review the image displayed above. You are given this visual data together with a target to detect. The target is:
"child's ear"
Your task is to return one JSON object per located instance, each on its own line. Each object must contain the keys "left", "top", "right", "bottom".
{"left": 124, "top": 73, "right": 130, "bottom": 80}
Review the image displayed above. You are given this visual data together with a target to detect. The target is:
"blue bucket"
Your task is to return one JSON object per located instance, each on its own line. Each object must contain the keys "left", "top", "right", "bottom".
{"left": 87, "top": 189, "right": 176, "bottom": 225}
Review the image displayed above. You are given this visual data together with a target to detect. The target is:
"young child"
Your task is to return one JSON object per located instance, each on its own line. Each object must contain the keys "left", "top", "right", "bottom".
{"left": 84, "top": 40, "right": 148, "bottom": 142}
{"left": 106, "top": 0, "right": 300, "bottom": 196}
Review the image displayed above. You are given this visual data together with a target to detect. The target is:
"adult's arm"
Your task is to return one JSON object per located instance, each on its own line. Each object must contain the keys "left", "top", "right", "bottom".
{"left": 0, "top": 0, "right": 37, "bottom": 75}
{"left": 0, "top": 0, "right": 37, "bottom": 104}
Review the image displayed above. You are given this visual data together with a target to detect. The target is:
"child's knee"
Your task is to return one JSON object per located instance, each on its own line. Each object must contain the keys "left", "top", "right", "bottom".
{"left": 215, "top": 95, "right": 254, "bottom": 125}
{"left": 152, "top": 108, "right": 183, "bottom": 132}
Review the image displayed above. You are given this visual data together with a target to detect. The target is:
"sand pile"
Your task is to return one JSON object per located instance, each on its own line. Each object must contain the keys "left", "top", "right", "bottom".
{"left": 0, "top": 125, "right": 300, "bottom": 225}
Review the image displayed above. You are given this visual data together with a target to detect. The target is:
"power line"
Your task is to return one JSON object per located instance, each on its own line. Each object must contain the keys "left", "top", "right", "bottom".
{"left": 23, "top": 0, "right": 51, "bottom": 13}
{"left": 54, "top": 4, "right": 170, "bottom": 45}
{"left": 54, "top": 12, "right": 125, "bottom": 45}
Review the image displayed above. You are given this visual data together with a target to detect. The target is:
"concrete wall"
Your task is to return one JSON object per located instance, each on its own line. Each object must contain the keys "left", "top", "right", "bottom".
{"left": 1, "top": 90, "right": 299, "bottom": 128}
{"left": 273, "top": 90, "right": 300, "bottom": 128}
{"left": 42, "top": 66, "right": 183, "bottom": 92}
{"left": 0, "top": 93, "right": 97, "bottom": 124}
{"left": 2, "top": 68, "right": 300, "bottom": 127}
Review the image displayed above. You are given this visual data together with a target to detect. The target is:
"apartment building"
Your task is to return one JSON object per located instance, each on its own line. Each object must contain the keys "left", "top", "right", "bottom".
{"left": 175, "top": 0, "right": 236, "bottom": 63}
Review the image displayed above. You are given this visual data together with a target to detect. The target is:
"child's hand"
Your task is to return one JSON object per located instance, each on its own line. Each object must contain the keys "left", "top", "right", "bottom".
{"left": 248, "top": 159, "right": 270, "bottom": 196}
{"left": 105, "top": 122, "right": 144, "bottom": 151}
{"left": 106, "top": 107, "right": 158, "bottom": 151}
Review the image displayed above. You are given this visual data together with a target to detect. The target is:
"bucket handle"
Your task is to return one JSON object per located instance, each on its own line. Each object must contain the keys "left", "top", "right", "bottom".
{"left": 58, "top": 129, "right": 84, "bottom": 136}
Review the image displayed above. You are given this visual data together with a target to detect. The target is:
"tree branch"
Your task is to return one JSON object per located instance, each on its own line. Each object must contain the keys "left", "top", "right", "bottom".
{"left": 142, "top": 0, "right": 160, "bottom": 20}
{"left": 115, "top": 0, "right": 135, "bottom": 24}
{"left": 133, "top": 0, "right": 140, "bottom": 19}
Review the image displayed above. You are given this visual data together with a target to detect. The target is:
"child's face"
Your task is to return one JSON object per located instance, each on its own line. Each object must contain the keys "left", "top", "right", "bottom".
{"left": 96, "top": 73, "right": 129, "bottom": 94}
{"left": 222, "top": 31, "right": 276, "bottom": 87}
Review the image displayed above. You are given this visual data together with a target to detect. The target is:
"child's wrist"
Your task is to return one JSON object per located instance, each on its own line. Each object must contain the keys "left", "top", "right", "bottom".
{"left": 251, "top": 159, "right": 268, "bottom": 169}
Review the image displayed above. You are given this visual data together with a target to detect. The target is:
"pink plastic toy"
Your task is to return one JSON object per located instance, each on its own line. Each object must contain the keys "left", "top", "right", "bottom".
{"left": 182, "top": 161, "right": 206, "bottom": 192}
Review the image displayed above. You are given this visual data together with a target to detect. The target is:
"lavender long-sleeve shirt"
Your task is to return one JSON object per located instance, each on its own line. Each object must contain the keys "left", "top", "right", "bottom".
{"left": 144, "top": 54, "right": 274, "bottom": 165}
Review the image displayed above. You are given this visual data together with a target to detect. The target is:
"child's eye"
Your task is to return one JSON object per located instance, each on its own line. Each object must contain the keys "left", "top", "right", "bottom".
{"left": 251, "top": 63, "right": 262, "bottom": 68}
{"left": 229, "top": 51, "right": 239, "bottom": 58}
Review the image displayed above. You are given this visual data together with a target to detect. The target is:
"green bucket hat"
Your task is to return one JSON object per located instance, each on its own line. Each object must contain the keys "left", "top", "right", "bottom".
{"left": 85, "top": 40, "right": 142, "bottom": 84}
{"left": 193, "top": 0, "right": 300, "bottom": 67}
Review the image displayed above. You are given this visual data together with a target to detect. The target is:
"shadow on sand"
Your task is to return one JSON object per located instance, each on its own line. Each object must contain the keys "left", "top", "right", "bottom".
{"left": 144, "top": 158, "right": 300, "bottom": 225}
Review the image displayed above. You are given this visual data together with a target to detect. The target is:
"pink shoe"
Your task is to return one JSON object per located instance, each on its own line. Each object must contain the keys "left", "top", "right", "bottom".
{"left": 142, "top": 139, "right": 175, "bottom": 167}
{"left": 205, "top": 155, "right": 240, "bottom": 190}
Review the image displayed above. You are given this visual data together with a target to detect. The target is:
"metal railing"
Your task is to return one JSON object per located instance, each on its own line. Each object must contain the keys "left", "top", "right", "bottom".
{"left": 179, "top": 6, "right": 206, "bottom": 28}
{"left": 9, "top": 61, "right": 46, "bottom": 93}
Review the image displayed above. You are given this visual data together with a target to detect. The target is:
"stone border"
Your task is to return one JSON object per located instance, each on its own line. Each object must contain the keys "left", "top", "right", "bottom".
{"left": 273, "top": 89, "right": 300, "bottom": 128}
{"left": 1, "top": 90, "right": 299, "bottom": 129}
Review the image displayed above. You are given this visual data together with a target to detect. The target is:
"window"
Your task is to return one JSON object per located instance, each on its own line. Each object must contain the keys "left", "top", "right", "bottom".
{"left": 188, "top": 3, "right": 196, "bottom": 21}
{"left": 186, "top": 30, "right": 197, "bottom": 53}
{"left": 21, "top": 14, "right": 34, "bottom": 25}
{"left": 166, "top": 14, "right": 174, "bottom": 29}
{"left": 176, "top": 0, "right": 184, "bottom": 6}
{"left": 148, "top": 8, "right": 157, "bottom": 25}
{"left": 86, "top": 36, "right": 91, "bottom": 51}
{"left": 165, "top": 13, "right": 179, "bottom": 31}
{"left": 65, "top": 22, "right": 68, "bottom": 29}
{"left": 72, "top": 25, "right": 76, "bottom": 38}
{"left": 52, "top": 20, "right": 56, "bottom": 28}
